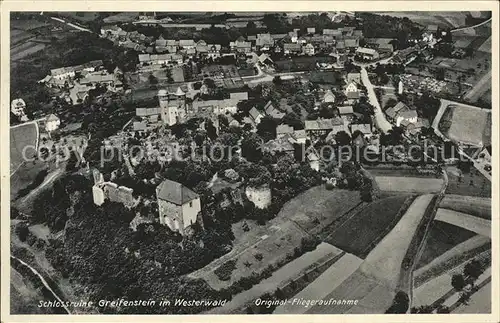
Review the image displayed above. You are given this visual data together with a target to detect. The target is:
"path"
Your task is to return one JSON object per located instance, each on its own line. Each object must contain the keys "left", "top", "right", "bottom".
{"left": 49, "top": 17, "right": 94, "bottom": 33}
{"left": 17, "top": 167, "right": 65, "bottom": 206}
{"left": 359, "top": 67, "right": 393, "bottom": 134}
{"left": 463, "top": 70, "right": 491, "bottom": 101}
{"left": 11, "top": 256, "right": 71, "bottom": 314}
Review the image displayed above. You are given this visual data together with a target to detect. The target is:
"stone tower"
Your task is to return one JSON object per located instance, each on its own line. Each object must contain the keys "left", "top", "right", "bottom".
{"left": 158, "top": 89, "right": 178, "bottom": 126}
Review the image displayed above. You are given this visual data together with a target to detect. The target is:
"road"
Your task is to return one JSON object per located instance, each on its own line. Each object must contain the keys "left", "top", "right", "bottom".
{"left": 463, "top": 70, "right": 491, "bottom": 101}
{"left": 359, "top": 67, "right": 393, "bottom": 134}
{"left": 49, "top": 16, "right": 94, "bottom": 33}
{"left": 451, "top": 17, "right": 492, "bottom": 33}
{"left": 11, "top": 255, "right": 71, "bottom": 314}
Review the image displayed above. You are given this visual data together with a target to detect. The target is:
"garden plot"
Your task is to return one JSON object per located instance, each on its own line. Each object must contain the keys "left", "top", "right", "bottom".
{"left": 374, "top": 176, "right": 443, "bottom": 193}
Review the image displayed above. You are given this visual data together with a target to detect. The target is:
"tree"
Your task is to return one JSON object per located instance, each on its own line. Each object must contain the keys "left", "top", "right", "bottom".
{"left": 257, "top": 116, "right": 277, "bottom": 142}
{"left": 241, "top": 133, "right": 263, "bottom": 162}
{"left": 282, "top": 112, "right": 304, "bottom": 130}
{"left": 335, "top": 131, "right": 351, "bottom": 147}
{"left": 451, "top": 274, "right": 466, "bottom": 291}
{"left": 386, "top": 291, "right": 409, "bottom": 313}
{"left": 464, "top": 259, "right": 483, "bottom": 280}
{"left": 148, "top": 74, "right": 158, "bottom": 85}
{"left": 15, "top": 222, "right": 30, "bottom": 242}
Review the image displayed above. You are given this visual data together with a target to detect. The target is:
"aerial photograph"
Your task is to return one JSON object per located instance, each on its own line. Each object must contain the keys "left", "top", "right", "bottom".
{"left": 8, "top": 10, "right": 492, "bottom": 315}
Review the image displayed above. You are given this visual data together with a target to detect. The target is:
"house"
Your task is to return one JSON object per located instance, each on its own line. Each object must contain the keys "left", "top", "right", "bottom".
{"left": 323, "top": 89, "right": 336, "bottom": 103}
{"left": 258, "top": 53, "right": 273, "bottom": 65}
{"left": 335, "top": 40, "right": 346, "bottom": 53}
{"left": 179, "top": 39, "right": 195, "bottom": 49}
{"left": 49, "top": 60, "right": 103, "bottom": 81}
{"left": 338, "top": 105, "right": 354, "bottom": 118}
{"left": 344, "top": 38, "right": 359, "bottom": 50}
{"left": 347, "top": 72, "right": 361, "bottom": 84}
{"left": 385, "top": 101, "right": 418, "bottom": 127}
{"left": 45, "top": 114, "right": 61, "bottom": 132}
{"left": 264, "top": 101, "right": 285, "bottom": 120}
{"left": 100, "top": 25, "right": 123, "bottom": 36}
{"left": 249, "top": 107, "right": 264, "bottom": 125}
{"left": 192, "top": 98, "right": 239, "bottom": 115}
{"left": 10, "top": 99, "right": 26, "bottom": 116}
{"left": 356, "top": 47, "right": 380, "bottom": 61}
{"left": 307, "top": 27, "right": 316, "bottom": 34}
{"left": 305, "top": 117, "right": 346, "bottom": 136}
{"left": 350, "top": 123, "right": 372, "bottom": 137}
{"left": 366, "top": 38, "right": 394, "bottom": 54}
{"left": 207, "top": 44, "right": 222, "bottom": 59}
{"left": 229, "top": 92, "right": 248, "bottom": 101}
{"left": 276, "top": 124, "right": 294, "bottom": 138}
{"left": 231, "top": 39, "right": 252, "bottom": 53}
{"left": 293, "top": 129, "right": 307, "bottom": 144}
{"left": 288, "top": 31, "right": 298, "bottom": 43}
{"left": 323, "top": 29, "right": 342, "bottom": 37}
{"left": 303, "top": 43, "right": 315, "bottom": 56}
{"left": 68, "top": 83, "right": 92, "bottom": 105}
{"left": 344, "top": 81, "right": 360, "bottom": 103}
{"left": 283, "top": 43, "right": 302, "bottom": 55}
{"left": 407, "top": 118, "right": 430, "bottom": 135}
{"left": 256, "top": 33, "right": 274, "bottom": 49}
{"left": 156, "top": 179, "right": 201, "bottom": 236}
{"left": 133, "top": 121, "right": 148, "bottom": 134}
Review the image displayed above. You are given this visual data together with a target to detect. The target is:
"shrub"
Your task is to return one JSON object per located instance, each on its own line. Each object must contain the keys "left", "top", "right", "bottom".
{"left": 214, "top": 259, "right": 237, "bottom": 281}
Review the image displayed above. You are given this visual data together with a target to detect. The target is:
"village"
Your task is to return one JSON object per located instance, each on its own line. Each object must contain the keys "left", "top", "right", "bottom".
{"left": 9, "top": 11, "right": 492, "bottom": 316}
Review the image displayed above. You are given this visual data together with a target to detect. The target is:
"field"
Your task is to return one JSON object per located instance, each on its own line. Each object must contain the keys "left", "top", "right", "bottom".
{"left": 478, "top": 36, "right": 491, "bottom": 53}
{"left": 416, "top": 220, "right": 477, "bottom": 269}
{"left": 326, "top": 195, "right": 414, "bottom": 258}
{"left": 55, "top": 12, "right": 100, "bottom": 23}
{"left": 440, "top": 194, "right": 491, "bottom": 218}
{"left": 11, "top": 29, "right": 35, "bottom": 46}
{"left": 275, "top": 253, "right": 364, "bottom": 314}
{"left": 209, "top": 242, "right": 343, "bottom": 314}
{"left": 435, "top": 209, "right": 491, "bottom": 238}
{"left": 414, "top": 236, "right": 490, "bottom": 287}
{"left": 10, "top": 122, "right": 39, "bottom": 174}
{"left": 437, "top": 101, "right": 491, "bottom": 146}
{"left": 188, "top": 218, "right": 308, "bottom": 290}
{"left": 374, "top": 176, "right": 443, "bottom": 193}
{"left": 190, "top": 186, "right": 361, "bottom": 290}
{"left": 11, "top": 42, "right": 47, "bottom": 61}
{"left": 103, "top": 12, "right": 139, "bottom": 23}
{"left": 373, "top": 11, "right": 485, "bottom": 29}
{"left": 308, "top": 71, "right": 343, "bottom": 85}
{"left": 11, "top": 19, "right": 50, "bottom": 31}
{"left": 445, "top": 167, "right": 491, "bottom": 198}
{"left": 276, "top": 186, "right": 361, "bottom": 233}
{"left": 275, "top": 56, "right": 334, "bottom": 72}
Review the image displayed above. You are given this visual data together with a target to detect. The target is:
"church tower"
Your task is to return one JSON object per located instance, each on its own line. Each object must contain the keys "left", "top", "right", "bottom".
{"left": 159, "top": 89, "right": 178, "bottom": 126}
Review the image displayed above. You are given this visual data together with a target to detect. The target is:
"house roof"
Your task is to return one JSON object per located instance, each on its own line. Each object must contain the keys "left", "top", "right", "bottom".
{"left": 346, "top": 91, "right": 360, "bottom": 99}
{"left": 293, "top": 129, "right": 307, "bottom": 140}
{"left": 344, "top": 38, "right": 359, "bottom": 48}
{"left": 136, "top": 107, "right": 161, "bottom": 116}
{"left": 356, "top": 47, "right": 378, "bottom": 55}
{"left": 133, "top": 121, "right": 147, "bottom": 131}
{"left": 284, "top": 43, "right": 302, "bottom": 51}
{"left": 179, "top": 39, "right": 195, "bottom": 47}
{"left": 277, "top": 124, "right": 294, "bottom": 135}
{"left": 350, "top": 123, "right": 372, "bottom": 134}
{"left": 323, "top": 90, "right": 336, "bottom": 103}
{"left": 305, "top": 117, "right": 344, "bottom": 131}
{"left": 156, "top": 179, "right": 199, "bottom": 205}
{"left": 338, "top": 106, "right": 354, "bottom": 115}
{"left": 249, "top": 107, "right": 262, "bottom": 120}
{"left": 264, "top": 101, "right": 285, "bottom": 119}
{"left": 229, "top": 92, "right": 248, "bottom": 100}
{"left": 347, "top": 73, "right": 361, "bottom": 84}
{"left": 336, "top": 40, "right": 345, "bottom": 49}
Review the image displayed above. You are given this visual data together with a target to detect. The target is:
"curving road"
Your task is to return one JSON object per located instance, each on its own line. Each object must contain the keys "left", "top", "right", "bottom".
{"left": 359, "top": 67, "right": 393, "bottom": 134}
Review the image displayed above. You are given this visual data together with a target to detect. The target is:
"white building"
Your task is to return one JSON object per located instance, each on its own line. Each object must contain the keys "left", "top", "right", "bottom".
{"left": 11, "top": 99, "right": 26, "bottom": 116}
{"left": 156, "top": 179, "right": 201, "bottom": 236}
{"left": 45, "top": 114, "right": 61, "bottom": 132}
